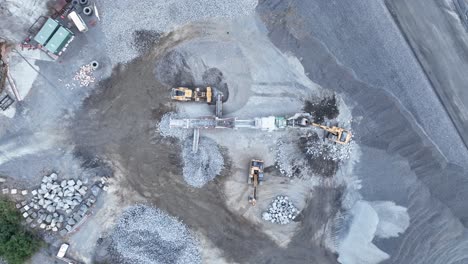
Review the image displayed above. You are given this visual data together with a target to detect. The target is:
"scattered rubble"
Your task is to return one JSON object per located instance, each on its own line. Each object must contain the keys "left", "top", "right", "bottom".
{"left": 109, "top": 205, "right": 201, "bottom": 264}
{"left": 275, "top": 130, "right": 354, "bottom": 178}
{"left": 73, "top": 64, "right": 96, "bottom": 87}
{"left": 262, "top": 196, "right": 299, "bottom": 225}
{"left": 182, "top": 137, "right": 224, "bottom": 188}
{"left": 275, "top": 138, "right": 312, "bottom": 178}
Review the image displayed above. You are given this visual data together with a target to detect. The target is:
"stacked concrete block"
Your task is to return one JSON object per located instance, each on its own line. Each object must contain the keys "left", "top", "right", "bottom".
{"left": 16, "top": 173, "right": 97, "bottom": 233}
{"left": 262, "top": 195, "right": 299, "bottom": 225}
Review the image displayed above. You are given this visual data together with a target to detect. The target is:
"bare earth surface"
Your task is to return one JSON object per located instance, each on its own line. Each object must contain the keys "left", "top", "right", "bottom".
{"left": 0, "top": 0, "right": 467, "bottom": 264}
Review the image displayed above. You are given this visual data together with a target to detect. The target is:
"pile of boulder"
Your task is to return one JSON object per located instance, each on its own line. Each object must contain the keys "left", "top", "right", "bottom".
{"left": 33, "top": 173, "right": 88, "bottom": 214}
{"left": 16, "top": 173, "right": 102, "bottom": 235}
{"left": 262, "top": 196, "right": 299, "bottom": 225}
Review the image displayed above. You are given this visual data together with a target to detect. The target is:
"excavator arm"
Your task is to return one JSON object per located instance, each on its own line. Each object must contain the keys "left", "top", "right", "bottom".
{"left": 311, "top": 122, "right": 352, "bottom": 144}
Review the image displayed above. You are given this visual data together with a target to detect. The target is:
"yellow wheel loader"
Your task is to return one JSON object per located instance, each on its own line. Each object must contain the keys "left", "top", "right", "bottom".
{"left": 170, "top": 86, "right": 213, "bottom": 103}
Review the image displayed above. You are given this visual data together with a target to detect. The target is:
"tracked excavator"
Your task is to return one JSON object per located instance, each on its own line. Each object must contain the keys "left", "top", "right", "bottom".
{"left": 171, "top": 87, "right": 213, "bottom": 103}
{"left": 248, "top": 159, "right": 264, "bottom": 206}
{"left": 311, "top": 123, "right": 351, "bottom": 144}
{"left": 287, "top": 114, "right": 352, "bottom": 144}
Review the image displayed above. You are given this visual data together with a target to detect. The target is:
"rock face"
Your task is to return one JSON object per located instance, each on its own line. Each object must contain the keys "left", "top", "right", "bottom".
{"left": 262, "top": 196, "right": 299, "bottom": 225}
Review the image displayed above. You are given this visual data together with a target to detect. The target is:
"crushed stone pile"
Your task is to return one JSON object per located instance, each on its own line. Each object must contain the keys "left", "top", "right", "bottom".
{"left": 182, "top": 137, "right": 224, "bottom": 188}
{"left": 158, "top": 112, "right": 190, "bottom": 139}
{"left": 262, "top": 196, "right": 299, "bottom": 225}
{"left": 99, "top": 0, "right": 258, "bottom": 64}
{"left": 109, "top": 205, "right": 201, "bottom": 264}
{"left": 73, "top": 64, "right": 95, "bottom": 87}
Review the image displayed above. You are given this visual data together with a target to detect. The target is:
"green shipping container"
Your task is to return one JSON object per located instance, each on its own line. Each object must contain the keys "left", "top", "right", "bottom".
{"left": 33, "top": 18, "right": 59, "bottom": 45}
{"left": 44, "top": 26, "right": 73, "bottom": 55}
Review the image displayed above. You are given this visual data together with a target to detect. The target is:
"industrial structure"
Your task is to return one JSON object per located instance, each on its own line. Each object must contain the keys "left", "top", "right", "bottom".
{"left": 169, "top": 113, "right": 352, "bottom": 142}
{"left": 32, "top": 18, "right": 75, "bottom": 59}
{"left": 170, "top": 85, "right": 352, "bottom": 152}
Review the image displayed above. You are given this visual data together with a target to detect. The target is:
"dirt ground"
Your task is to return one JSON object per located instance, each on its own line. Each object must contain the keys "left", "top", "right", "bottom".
{"left": 1, "top": 0, "right": 467, "bottom": 263}
{"left": 68, "top": 18, "right": 343, "bottom": 263}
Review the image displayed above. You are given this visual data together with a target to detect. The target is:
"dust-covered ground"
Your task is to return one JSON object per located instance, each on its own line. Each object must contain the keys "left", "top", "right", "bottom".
{"left": 70, "top": 16, "right": 345, "bottom": 263}
{"left": 0, "top": 0, "right": 467, "bottom": 263}
{"left": 257, "top": 0, "right": 468, "bottom": 263}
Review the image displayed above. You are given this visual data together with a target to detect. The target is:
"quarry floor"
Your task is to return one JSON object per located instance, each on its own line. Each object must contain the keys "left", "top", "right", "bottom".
{"left": 0, "top": 0, "right": 467, "bottom": 264}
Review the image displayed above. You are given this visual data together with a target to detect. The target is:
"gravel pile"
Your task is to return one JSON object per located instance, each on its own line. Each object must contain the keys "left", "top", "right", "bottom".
{"left": 262, "top": 196, "right": 299, "bottom": 225}
{"left": 109, "top": 205, "right": 201, "bottom": 264}
{"left": 182, "top": 137, "right": 224, "bottom": 188}
{"left": 157, "top": 112, "right": 190, "bottom": 139}
{"left": 73, "top": 64, "right": 95, "bottom": 87}
{"left": 99, "top": 0, "right": 257, "bottom": 64}
{"left": 305, "top": 135, "right": 353, "bottom": 161}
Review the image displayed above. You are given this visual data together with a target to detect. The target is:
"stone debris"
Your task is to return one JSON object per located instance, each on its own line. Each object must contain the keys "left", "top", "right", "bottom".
{"left": 2, "top": 188, "right": 8, "bottom": 194}
{"left": 109, "top": 205, "right": 201, "bottom": 264}
{"left": 181, "top": 137, "right": 224, "bottom": 188}
{"left": 73, "top": 64, "right": 96, "bottom": 87}
{"left": 21, "top": 190, "right": 28, "bottom": 195}
{"left": 262, "top": 196, "right": 299, "bottom": 225}
{"left": 275, "top": 139, "right": 312, "bottom": 178}
{"left": 10, "top": 189, "right": 17, "bottom": 194}
{"left": 305, "top": 134, "right": 353, "bottom": 161}
{"left": 100, "top": 0, "right": 257, "bottom": 64}
{"left": 15, "top": 173, "right": 104, "bottom": 234}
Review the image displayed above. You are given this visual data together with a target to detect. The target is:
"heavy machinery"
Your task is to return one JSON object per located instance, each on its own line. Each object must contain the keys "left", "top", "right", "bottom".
{"left": 248, "top": 159, "right": 264, "bottom": 206}
{"left": 171, "top": 87, "right": 213, "bottom": 103}
{"left": 312, "top": 122, "right": 352, "bottom": 144}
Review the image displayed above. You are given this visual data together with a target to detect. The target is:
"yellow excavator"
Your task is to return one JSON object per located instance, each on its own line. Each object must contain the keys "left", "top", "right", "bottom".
{"left": 170, "top": 87, "right": 213, "bottom": 103}
{"left": 248, "top": 159, "right": 264, "bottom": 206}
{"left": 312, "top": 123, "right": 352, "bottom": 144}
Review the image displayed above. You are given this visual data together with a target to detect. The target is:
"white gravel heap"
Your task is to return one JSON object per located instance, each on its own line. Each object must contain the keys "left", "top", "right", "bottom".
{"left": 99, "top": 0, "right": 258, "bottom": 64}
{"left": 73, "top": 64, "right": 96, "bottom": 87}
{"left": 157, "top": 112, "right": 190, "bottom": 139}
{"left": 109, "top": 205, "right": 201, "bottom": 264}
{"left": 262, "top": 196, "right": 299, "bottom": 225}
{"left": 182, "top": 137, "right": 224, "bottom": 188}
